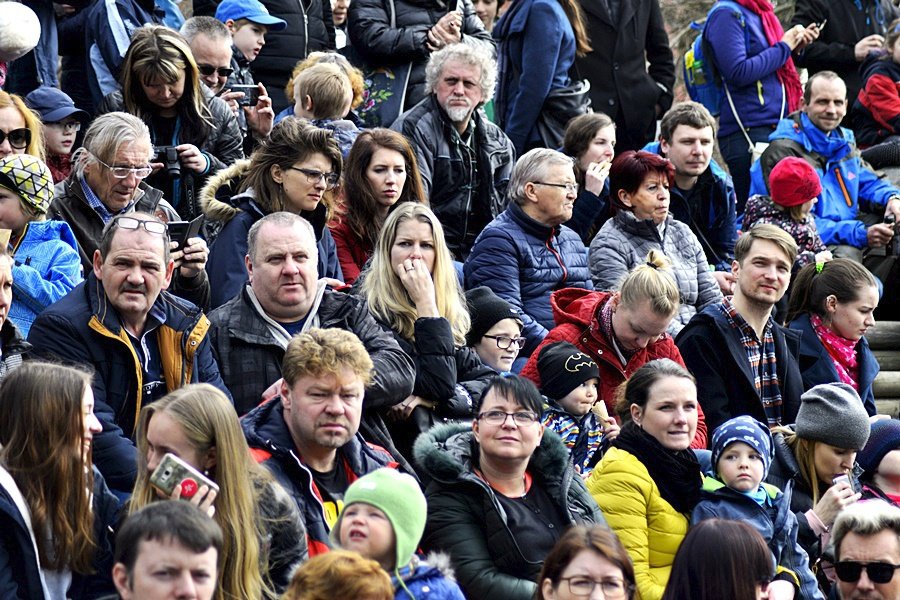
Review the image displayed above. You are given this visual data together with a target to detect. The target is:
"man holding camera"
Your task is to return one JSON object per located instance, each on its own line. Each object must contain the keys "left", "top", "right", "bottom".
{"left": 48, "top": 112, "right": 211, "bottom": 310}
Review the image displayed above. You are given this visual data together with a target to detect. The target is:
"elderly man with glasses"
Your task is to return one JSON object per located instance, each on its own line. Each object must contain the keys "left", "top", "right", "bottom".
{"left": 48, "top": 111, "right": 211, "bottom": 310}
{"left": 28, "top": 210, "right": 230, "bottom": 494}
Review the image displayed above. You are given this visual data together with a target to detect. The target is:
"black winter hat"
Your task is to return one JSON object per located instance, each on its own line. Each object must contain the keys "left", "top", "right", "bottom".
{"left": 465, "top": 286, "right": 522, "bottom": 347}
{"left": 537, "top": 341, "right": 600, "bottom": 401}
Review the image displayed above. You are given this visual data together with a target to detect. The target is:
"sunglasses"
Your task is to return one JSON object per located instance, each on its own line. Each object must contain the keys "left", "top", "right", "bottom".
{"left": 0, "top": 128, "right": 31, "bottom": 149}
{"left": 835, "top": 561, "right": 900, "bottom": 584}
{"left": 197, "top": 64, "right": 234, "bottom": 78}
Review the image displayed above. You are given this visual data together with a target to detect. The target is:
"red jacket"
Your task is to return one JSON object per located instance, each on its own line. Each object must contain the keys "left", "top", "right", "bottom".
{"left": 521, "top": 288, "right": 708, "bottom": 448}
{"left": 329, "top": 218, "right": 371, "bottom": 286}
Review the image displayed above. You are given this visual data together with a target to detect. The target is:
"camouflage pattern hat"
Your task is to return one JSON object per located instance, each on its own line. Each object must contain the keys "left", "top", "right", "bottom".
{"left": 0, "top": 154, "right": 54, "bottom": 215}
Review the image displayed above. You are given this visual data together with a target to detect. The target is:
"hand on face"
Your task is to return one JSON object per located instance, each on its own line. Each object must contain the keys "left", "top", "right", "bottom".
{"left": 396, "top": 257, "right": 439, "bottom": 317}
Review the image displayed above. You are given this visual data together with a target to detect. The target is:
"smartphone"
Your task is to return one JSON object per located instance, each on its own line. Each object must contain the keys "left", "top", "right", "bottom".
{"left": 817, "top": 19, "right": 827, "bottom": 31}
{"left": 149, "top": 452, "right": 219, "bottom": 500}
{"left": 167, "top": 215, "right": 204, "bottom": 252}
{"left": 230, "top": 84, "right": 260, "bottom": 107}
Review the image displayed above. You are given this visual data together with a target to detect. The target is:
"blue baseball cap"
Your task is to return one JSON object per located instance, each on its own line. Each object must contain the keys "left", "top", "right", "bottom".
{"left": 24, "top": 87, "right": 89, "bottom": 123}
{"left": 215, "top": 0, "right": 287, "bottom": 31}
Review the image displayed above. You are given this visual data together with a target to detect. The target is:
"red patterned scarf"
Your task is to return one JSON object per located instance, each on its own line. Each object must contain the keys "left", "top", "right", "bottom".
{"left": 811, "top": 314, "right": 859, "bottom": 391}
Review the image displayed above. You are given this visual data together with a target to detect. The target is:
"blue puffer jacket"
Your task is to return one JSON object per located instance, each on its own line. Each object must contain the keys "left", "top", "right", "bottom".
{"left": 393, "top": 556, "right": 466, "bottom": 599}
{"left": 704, "top": 2, "right": 792, "bottom": 138}
{"left": 464, "top": 201, "right": 592, "bottom": 357}
{"left": 788, "top": 313, "right": 879, "bottom": 417}
{"left": 9, "top": 219, "right": 83, "bottom": 337}
{"left": 693, "top": 476, "right": 823, "bottom": 600}
{"left": 644, "top": 141, "right": 737, "bottom": 271}
{"left": 749, "top": 112, "right": 900, "bottom": 247}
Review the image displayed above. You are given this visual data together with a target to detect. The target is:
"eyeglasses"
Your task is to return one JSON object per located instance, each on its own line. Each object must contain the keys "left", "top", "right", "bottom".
{"left": 835, "top": 561, "right": 900, "bottom": 584}
{"left": 95, "top": 157, "right": 153, "bottom": 179}
{"left": 477, "top": 410, "right": 539, "bottom": 426}
{"left": 533, "top": 181, "right": 579, "bottom": 194}
{"left": 482, "top": 334, "right": 526, "bottom": 350}
{"left": 288, "top": 167, "right": 340, "bottom": 190}
{"left": 114, "top": 216, "right": 168, "bottom": 236}
{"left": 560, "top": 576, "right": 632, "bottom": 598}
{"left": 47, "top": 121, "right": 81, "bottom": 133}
{"left": 197, "top": 64, "right": 234, "bottom": 78}
{"left": 0, "top": 128, "right": 31, "bottom": 150}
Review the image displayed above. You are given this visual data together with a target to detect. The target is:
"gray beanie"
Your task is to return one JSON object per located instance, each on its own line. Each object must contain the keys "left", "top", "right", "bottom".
{"left": 796, "top": 383, "right": 870, "bottom": 450}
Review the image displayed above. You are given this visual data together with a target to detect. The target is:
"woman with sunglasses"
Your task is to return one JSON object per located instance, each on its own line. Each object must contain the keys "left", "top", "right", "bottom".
{"left": 97, "top": 25, "right": 243, "bottom": 219}
{"left": 414, "top": 375, "right": 604, "bottom": 600}
{"left": 361, "top": 203, "right": 495, "bottom": 456}
{"left": 0, "top": 90, "right": 44, "bottom": 160}
{"left": 203, "top": 117, "right": 344, "bottom": 309}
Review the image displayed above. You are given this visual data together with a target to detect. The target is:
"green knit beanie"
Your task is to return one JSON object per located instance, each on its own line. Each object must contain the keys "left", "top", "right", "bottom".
{"left": 331, "top": 468, "right": 427, "bottom": 570}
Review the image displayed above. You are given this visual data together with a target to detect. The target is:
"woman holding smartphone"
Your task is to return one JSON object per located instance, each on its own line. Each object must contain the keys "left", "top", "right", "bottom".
{"left": 130, "top": 383, "right": 307, "bottom": 599}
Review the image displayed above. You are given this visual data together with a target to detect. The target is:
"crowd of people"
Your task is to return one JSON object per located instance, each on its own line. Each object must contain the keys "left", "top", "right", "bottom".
{"left": 4, "top": 0, "right": 900, "bottom": 598}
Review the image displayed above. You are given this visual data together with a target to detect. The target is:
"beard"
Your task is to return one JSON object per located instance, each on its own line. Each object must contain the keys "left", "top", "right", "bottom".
{"left": 443, "top": 100, "right": 474, "bottom": 123}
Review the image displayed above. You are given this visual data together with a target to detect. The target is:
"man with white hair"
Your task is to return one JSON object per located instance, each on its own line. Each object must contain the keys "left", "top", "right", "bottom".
{"left": 832, "top": 499, "right": 900, "bottom": 600}
{"left": 391, "top": 44, "right": 515, "bottom": 260}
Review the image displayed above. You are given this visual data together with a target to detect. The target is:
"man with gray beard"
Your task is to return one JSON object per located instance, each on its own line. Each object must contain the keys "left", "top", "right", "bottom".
{"left": 392, "top": 44, "right": 515, "bottom": 260}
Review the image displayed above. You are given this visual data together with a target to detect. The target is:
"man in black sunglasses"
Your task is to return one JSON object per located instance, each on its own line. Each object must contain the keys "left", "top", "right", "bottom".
{"left": 181, "top": 16, "right": 234, "bottom": 95}
{"left": 833, "top": 499, "right": 900, "bottom": 599}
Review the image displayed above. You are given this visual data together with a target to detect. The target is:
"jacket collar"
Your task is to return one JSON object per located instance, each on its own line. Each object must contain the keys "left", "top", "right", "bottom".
{"left": 506, "top": 201, "right": 559, "bottom": 239}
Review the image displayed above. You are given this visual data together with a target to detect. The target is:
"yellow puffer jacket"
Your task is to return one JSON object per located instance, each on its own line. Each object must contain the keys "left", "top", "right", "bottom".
{"left": 586, "top": 447, "right": 689, "bottom": 600}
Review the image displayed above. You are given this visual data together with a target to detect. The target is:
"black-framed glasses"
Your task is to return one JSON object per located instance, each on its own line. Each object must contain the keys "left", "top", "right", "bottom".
{"left": 477, "top": 410, "right": 539, "bottom": 426}
{"left": 560, "top": 576, "right": 632, "bottom": 598}
{"left": 835, "top": 561, "right": 900, "bottom": 584}
{"left": 47, "top": 121, "right": 82, "bottom": 133}
{"left": 95, "top": 156, "right": 153, "bottom": 179}
{"left": 288, "top": 167, "right": 339, "bottom": 190}
{"left": 0, "top": 128, "right": 31, "bottom": 149}
{"left": 114, "top": 216, "right": 168, "bottom": 236}
{"left": 533, "top": 181, "right": 579, "bottom": 194}
{"left": 197, "top": 64, "right": 234, "bottom": 78}
{"left": 482, "top": 334, "right": 526, "bottom": 350}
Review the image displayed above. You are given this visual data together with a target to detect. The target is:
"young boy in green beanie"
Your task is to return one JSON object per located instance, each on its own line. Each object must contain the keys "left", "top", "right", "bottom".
{"left": 332, "top": 468, "right": 465, "bottom": 600}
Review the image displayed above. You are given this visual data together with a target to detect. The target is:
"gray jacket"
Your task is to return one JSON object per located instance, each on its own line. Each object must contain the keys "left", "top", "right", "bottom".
{"left": 588, "top": 211, "right": 722, "bottom": 335}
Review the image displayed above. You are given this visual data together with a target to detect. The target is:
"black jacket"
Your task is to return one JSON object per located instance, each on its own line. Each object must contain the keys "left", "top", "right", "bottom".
{"left": 791, "top": 0, "right": 899, "bottom": 105}
{"left": 253, "top": 0, "right": 336, "bottom": 112}
{"left": 573, "top": 0, "right": 674, "bottom": 151}
{"left": 96, "top": 87, "right": 244, "bottom": 219}
{"left": 413, "top": 423, "right": 605, "bottom": 600}
{"left": 348, "top": 0, "right": 494, "bottom": 113}
{"left": 48, "top": 176, "right": 211, "bottom": 311}
{"left": 676, "top": 303, "right": 804, "bottom": 435}
{"left": 242, "top": 399, "right": 398, "bottom": 556}
{"left": 391, "top": 95, "right": 515, "bottom": 259}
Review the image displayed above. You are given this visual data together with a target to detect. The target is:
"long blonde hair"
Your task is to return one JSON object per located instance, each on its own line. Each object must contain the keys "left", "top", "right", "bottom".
{"left": 362, "top": 203, "right": 470, "bottom": 345}
{"left": 0, "top": 91, "right": 44, "bottom": 160}
{"left": 130, "top": 384, "right": 274, "bottom": 600}
{"left": 773, "top": 427, "right": 824, "bottom": 505}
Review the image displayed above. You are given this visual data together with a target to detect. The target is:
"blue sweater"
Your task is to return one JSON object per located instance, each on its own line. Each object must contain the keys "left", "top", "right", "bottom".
{"left": 705, "top": 2, "right": 792, "bottom": 137}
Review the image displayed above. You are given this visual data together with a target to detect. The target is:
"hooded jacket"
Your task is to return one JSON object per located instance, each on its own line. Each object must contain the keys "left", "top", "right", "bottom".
{"left": 519, "top": 288, "right": 708, "bottom": 449}
{"left": 788, "top": 313, "right": 879, "bottom": 417}
{"left": 588, "top": 211, "right": 722, "bottom": 336}
{"left": 676, "top": 302, "right": 803, "bottom": 434}
{"left": 749, "top": 112, "right": 900, "bottom": 248}
{"left": 743, "top": 195, "right": 827, "bottom": 268}
{"left": 464, "top": 202, "right": 592, "bottom": 356}
{"left": 242, "top": 399, "right": 398, "bottom": 557}
{"left": 393, "top": 554, "right": 466, "bottom": 600}
{"left": 27, "top": 273, "right": 230, "bottom": 491}
{"left": 693, "top": 477, "right": 824, "bottom": 600}
{"left": 413, "top": 423, "right": 604, "bottom": 600}
{"left": 9, "top": 219, "right": 83, "bottom": 337}
{"left": 201, "top": 160, "right": 343, "bottom": 309}
{"left": 852, "top": 53, "right": 900, "bottom": 147}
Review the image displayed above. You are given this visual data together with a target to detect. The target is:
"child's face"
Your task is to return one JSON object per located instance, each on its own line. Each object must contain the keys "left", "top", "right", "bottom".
{"left": 231, "top": 22, "right": 268, "bottom": 62}
{"left": 42, "top": 119, "right": 80, "bottom": 156}
{"left": 800, "top": 197, "right": 816, "bottom": 216}
{"left": 717, "top": 441, "right": 765, "bottom": 493}
{"left": 0, "top": 187, "right": 30, "bottom": 234}
{"left": 558, "top": 378, "right": 599, "bottom": 417}
{"left": 338, "top": 503, "right": 397, "bottom": 570}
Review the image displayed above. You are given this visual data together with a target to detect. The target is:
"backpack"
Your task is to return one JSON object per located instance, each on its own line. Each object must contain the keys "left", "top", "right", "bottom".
{"left": 683, "top": 0, "right": 747, "bottom": 117}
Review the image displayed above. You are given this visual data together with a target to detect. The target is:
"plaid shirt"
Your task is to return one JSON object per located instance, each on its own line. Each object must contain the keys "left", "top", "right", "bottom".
{"left": 718, "top": 297, "right": 783, "bottom": 426}
{"left": 79, "top": 176, "right": 136, "bottom": 223}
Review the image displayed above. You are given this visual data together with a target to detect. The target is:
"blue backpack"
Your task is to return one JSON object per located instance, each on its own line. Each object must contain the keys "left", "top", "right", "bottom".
{"left": 683, "top": 0, "right": 747, "bottom": 117}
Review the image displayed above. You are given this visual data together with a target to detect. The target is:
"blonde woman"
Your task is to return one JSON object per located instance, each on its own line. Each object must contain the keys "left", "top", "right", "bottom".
{"left": 0, "top": 90, "right": 44, "bottom": 160}
{"left": 362, "top": 203, "right": 495, "bottom": 453}
{"left": 96, "top": 25, "right": 243, "bottom": 218}
{"left": 130, "top": 384, "right": 307, "bottom": 599}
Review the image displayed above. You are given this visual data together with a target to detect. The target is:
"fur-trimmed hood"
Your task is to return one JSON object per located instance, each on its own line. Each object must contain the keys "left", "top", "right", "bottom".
{"left": 199, "top": 158, "right": 251, "bottom": 222}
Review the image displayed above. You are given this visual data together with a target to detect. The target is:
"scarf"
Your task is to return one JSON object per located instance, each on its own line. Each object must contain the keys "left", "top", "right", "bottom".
{"left": 734, "top": 0, "right": 803, "bottom": 112}
{"left": 612, "top": 421, "right": 702, "bottom": 514}
{"left": 599, "top": 298, "right": 637, "bottom": 363}
{"left": 46, "top": 153, "right": 72, "bottom": 184}
{"left": 811, "top": 313, "right": 859, "bottom": 391}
